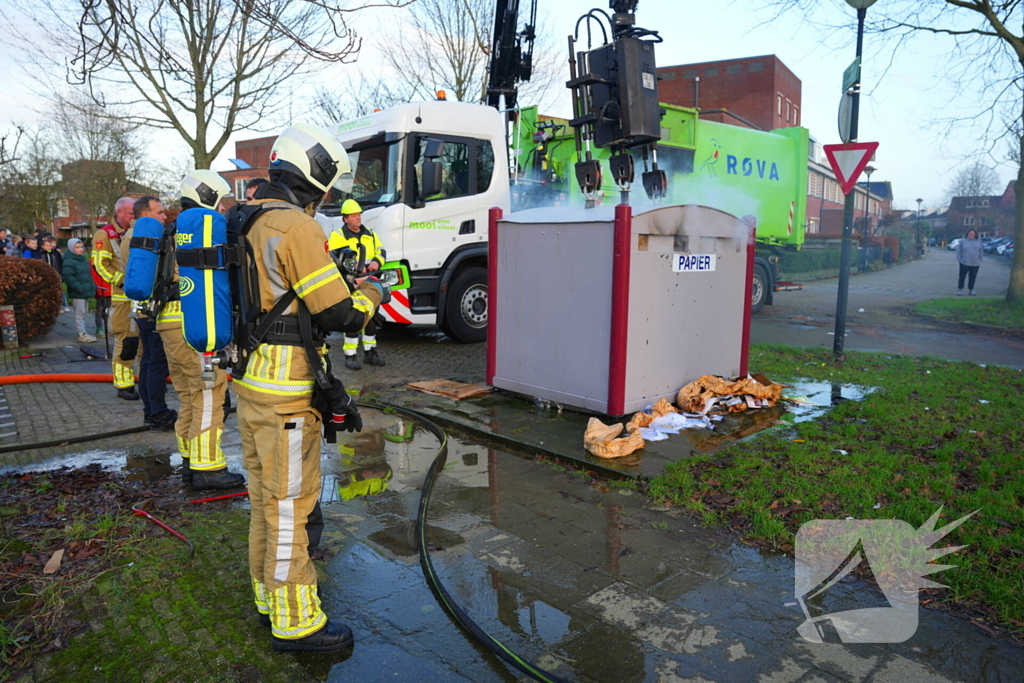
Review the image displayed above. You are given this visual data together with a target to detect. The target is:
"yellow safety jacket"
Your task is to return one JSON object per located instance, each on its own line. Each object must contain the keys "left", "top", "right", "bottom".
{"left": 327, "top": 225, "right": 386, "bottom": 272}
{"left": 233, "top": 199, "right": 382, "bottom": 407}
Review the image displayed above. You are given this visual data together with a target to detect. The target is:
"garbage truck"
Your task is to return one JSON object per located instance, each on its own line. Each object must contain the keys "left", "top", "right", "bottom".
{"left": 318, "top": 99, "right": 808, "bottom": 343}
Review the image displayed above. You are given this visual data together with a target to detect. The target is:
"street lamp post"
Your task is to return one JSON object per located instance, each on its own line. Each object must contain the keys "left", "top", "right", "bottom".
{"left": 916, "top": 197, "right": 924, "bottom": 257}
{"left": 833, "top": 0, "right": 878, "bottom": 358}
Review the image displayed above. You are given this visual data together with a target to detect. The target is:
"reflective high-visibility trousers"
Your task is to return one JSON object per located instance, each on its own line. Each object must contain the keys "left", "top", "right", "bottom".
{"left": 160, "top": 327, "right": 227, "bottom": 471}
{"left": 110, "top": 300, "right": 139, "bottom": 389}
{"left": 238, "top": 398, "right": 327, "bottom": 640}
{"left": 342, "top": 314, "right": 381, "bottom": 355}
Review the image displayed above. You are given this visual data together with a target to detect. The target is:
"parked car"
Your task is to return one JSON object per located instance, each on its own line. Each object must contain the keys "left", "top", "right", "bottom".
{"left": 997, "top": 241, "right": 1013, "bottom": 255}
{"left": 984, "top": 237, "right": 1010, "bottom": 254}
{"left": 947, "top": 238, "right": 961, "bottom": 251}
{"left": 1004, "top": 245, "right": 1014, "bottom": 259}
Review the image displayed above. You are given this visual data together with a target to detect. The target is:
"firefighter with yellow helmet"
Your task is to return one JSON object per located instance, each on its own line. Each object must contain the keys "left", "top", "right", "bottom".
{"left": 327, "top": 199, "right": 388, "bottom": 370}
{"left": 235, "top": 123, "right": 387, "bottom": 652}
{"left": 160, "top": 170, "right": 247, "bottom": 490}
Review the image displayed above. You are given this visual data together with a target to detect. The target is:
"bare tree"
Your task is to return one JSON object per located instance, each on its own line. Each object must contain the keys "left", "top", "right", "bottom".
{"left": 759, "top": 0, "right": 1024, "bottom": 301}
{"left": 48, "top": 95, "right": 155, "bottom": 226}
{"left": 0, "top": 129, "right": 61, "bottom": 234}
{"left": 14, "top": 0, "right": 409, "bottom": 170}
{"left": 0, "top": 127, "right": 24, "bottom": 205}
{"left": 946, "top": 162, "right": 1001, "bottom": 202}
{"left": 312, "top": 76, "right": 412, "bottom": 126}
{"left": 368, "top": 0, "right": 561, "bottom": 107}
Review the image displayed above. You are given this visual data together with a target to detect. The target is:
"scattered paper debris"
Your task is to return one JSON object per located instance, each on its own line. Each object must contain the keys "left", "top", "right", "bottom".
{"left": 834, "top": 449, "right": 848, "bottom": 455}
{"left": 43, "top": 548, "right": 65, "bottom": 574}
{"left": 406, "top": 380, "right": 493, "bottom": 400}
{"left": 677, "top": 374, "right": 784, "bottom": 414}
{"left": 584, "top": 418, "right": 644, "bottom": 458}
{"left": 978, "top": 399, "right": 990, "bottom": 404}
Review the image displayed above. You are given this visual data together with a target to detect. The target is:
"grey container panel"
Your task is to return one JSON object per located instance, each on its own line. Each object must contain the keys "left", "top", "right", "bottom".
{"left": 492, "top": 219, "right": 613, "bottom": 409}
{"left": 622, "top": 206, "right": 747, "bottom": 414}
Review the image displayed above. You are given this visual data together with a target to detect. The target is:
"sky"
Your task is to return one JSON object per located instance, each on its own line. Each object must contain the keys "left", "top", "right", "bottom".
{"left": 0, "top": 0, "right": 1015, "bottom": 211}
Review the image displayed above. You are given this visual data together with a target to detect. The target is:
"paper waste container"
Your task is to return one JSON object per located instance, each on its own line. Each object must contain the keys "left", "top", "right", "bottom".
{"left": 486, "top": 203, "right": 754, "bottom": 416}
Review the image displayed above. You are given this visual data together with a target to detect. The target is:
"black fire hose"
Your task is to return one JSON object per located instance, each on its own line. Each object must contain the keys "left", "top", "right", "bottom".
{"left": 363, "top": 401, "right": 572, "bottom": 683}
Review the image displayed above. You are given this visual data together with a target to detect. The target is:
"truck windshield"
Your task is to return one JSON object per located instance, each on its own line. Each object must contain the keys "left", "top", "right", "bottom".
{"left": 333, "top": 134, "right": 403, "bottom": 208}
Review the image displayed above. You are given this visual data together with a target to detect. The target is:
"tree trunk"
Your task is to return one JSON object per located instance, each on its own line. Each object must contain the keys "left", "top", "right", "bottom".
{"left": 1010, "top": 116, "right": 1024, "bottom": 301}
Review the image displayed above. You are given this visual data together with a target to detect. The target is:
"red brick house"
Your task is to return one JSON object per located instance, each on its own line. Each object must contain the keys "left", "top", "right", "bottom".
{"left": 219, "top": 136, "right": 273, "bottom": 208}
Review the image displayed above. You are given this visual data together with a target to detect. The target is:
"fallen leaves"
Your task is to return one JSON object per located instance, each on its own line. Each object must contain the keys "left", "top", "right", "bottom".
{"left": 42, "top": 548, "right": 64, "bottom": 574}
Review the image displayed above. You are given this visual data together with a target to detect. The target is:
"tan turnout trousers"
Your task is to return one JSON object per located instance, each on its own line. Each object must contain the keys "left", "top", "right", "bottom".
{"left": 238, "top": 398, "right": 326, "bottom": 639}
{"left": 159, "top": 314, "right": 228, "bottom": 472}
{"left": 110, "top": 300, "right": 139, "bottom": 390}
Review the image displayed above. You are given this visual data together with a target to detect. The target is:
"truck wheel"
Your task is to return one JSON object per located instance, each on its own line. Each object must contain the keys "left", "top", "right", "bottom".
{"left": 751, "top": 265, "right": 769, "bottom": 314}
{"left": 442, "top": 267, "right": 488, "bottom": 343}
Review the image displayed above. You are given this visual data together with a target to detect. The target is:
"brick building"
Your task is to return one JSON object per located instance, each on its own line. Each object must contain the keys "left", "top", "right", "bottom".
{"left": 49, "top": 160, "right": 158, "bottom": 240}
{"left": 219, "top": 136, "right": 273, "bottom": 207}
{"left": 946, "top": 184, "right": 1015, "bottom": 240}
{"left": 805, "top": 157, "right": 886, "bottom": 238}
{"left": 658, "top": 55, "right": 802, "bottom": 131}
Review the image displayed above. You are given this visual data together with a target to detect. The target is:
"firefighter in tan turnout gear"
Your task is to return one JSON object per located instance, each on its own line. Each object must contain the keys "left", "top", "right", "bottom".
{"left": 92, "top": 197, "right": 140, "bottom": 400}
{"left": 161, "top": 171, "right": 247, "bottom": 490}
{"left": 235, "top": 124, "right": 388, "bottom": 652}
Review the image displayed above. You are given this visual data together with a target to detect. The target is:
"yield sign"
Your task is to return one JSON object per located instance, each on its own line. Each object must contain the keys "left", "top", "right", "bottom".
{"left": 823, "top": 142, "right": 879, "bottom": 195}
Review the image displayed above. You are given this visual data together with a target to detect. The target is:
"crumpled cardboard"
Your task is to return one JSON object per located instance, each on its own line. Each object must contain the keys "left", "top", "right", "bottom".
{"left": 584, "top": 417, "right": 645, "bottom": 458}
{"left": 407, "top": 380, "right": 493, "bottom": 400}
{"left": 676, "top": 374, "right": 784, "bottom": 414}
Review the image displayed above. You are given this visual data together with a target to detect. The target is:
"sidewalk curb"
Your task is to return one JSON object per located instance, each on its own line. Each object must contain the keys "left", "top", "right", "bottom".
{"left": 913, "top": 311, "right": 1022, "bottom": 334}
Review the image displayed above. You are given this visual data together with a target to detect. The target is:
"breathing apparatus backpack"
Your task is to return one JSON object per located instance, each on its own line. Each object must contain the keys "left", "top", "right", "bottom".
{"left": 174, "top": 200, "right": 352, "bottom": 442}
{"left": 124, "top": 217, "right": 177, "bottom": 315}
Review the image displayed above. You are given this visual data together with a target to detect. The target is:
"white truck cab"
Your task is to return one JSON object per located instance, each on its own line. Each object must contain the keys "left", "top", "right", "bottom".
{"left": 319, "top": 101, "right": 510, "bottom": 343}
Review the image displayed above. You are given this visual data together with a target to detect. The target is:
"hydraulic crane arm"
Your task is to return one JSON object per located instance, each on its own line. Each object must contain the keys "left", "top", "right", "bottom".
{"left": 485, "top": 0, "right": 537, "bottom": 110}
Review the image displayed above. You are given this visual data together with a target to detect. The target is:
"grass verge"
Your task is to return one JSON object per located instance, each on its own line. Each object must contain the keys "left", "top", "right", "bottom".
{"left": 914, "top": 296, "right": 1024, "bottom": 330}
{"left": 649, "top": 345, "right": 1024, "bottom": 633}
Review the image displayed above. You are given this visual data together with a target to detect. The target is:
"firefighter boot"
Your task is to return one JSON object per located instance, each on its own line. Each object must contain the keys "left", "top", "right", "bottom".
{"left": 364, "top": 348, "right": 385, "bottom": 366}
{"left": 118, "top": 388, "right": 140, "bottom": 401}
{"left": 344, "top": 355, "right": 361, "bottom": 371}
{"left": 191, "top": 468, "right": 246, "bottom": 490}
{"left": 272, "top": 620, "right": 354, "bottom": 653}
{"left": 181, "top": 458, "right": 193, "bottom": 486}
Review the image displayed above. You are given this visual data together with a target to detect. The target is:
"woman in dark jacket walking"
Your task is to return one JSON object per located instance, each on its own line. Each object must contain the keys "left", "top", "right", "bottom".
{"left": 62, "top": 238, "right": 97, "bottom": 342}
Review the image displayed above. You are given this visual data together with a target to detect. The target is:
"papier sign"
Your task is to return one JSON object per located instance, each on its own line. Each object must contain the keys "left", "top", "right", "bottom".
{"left": 672, "top": 253, "right": 716, "bottom": 273}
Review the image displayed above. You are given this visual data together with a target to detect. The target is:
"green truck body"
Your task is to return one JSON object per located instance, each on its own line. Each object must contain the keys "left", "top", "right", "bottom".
{"left": 512, "top": 104, "right": 809, "bottom": 249}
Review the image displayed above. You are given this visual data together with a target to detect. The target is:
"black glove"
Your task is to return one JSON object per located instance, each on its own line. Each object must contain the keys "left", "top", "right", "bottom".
{"left": 326, "top": 375, "right": 362, "bottom": 433}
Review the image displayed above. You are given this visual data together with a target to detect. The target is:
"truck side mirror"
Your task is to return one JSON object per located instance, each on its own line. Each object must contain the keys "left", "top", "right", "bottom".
{"left": 423, "top": 138, "right": 445, "bottom": 159}
{"left": 420, "top": 160, "right": 443, "bottom": 200}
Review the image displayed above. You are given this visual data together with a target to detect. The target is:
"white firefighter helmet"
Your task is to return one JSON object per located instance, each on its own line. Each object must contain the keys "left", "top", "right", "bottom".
{"left": 180, "top": 170, "right": 232, "bottom": 210}
{"left": 269, "top": 124, "right": 351, "bottom": 193}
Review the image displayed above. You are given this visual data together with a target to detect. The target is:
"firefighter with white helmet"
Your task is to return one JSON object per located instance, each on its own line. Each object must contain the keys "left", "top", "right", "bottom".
{"left": 159, "top": 169, "right": 248, "bottom": 490}
{"left": 327, "top": 199, "right": 388, "bottom": 370}
{"left": 234, "top": 123, "right": 386, "bottom": 653}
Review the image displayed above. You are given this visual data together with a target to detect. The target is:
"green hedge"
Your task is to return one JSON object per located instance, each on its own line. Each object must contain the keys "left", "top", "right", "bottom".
{"left": 781, "top": 249, "right": 844, "bottom": 274}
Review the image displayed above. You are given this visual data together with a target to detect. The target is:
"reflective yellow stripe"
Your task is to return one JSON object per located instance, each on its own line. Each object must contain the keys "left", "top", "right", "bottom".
{"left": 235, "top": 376, "right": 315, "bottom": 397}
{"left": 252, "top": 578, "right": 270, "bottom": 615}
{"left": 112, "top": 293, "right": 130, "bottom": 302}
{"left": 294, "top": 264, "right": 341, "bottom": 299}
{"left": 269, "top": 584, "right": 327, "bottom": 639}
{"left": 176, "top": 434, "right": 190, "bottom": 458}
{"left": 157, "top": 300, "right": 182, "bottom": 324}
{"left": 350, "top": 291, "right": 374, "bottom": 314}
{"left": 203, "top": 214, "right": 216, "bottom": 352}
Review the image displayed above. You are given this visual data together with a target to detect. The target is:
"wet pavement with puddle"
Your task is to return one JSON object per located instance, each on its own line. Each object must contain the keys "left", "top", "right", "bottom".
{"left": 3, "top": 402, "right": 1021, "bottom": 682}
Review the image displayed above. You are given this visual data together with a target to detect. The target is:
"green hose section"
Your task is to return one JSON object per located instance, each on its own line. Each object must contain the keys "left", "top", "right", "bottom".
{"left": 360, "top": 401, "right": 572, "bottom": 683}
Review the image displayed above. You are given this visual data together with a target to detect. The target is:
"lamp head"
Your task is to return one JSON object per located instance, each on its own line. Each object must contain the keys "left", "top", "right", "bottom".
{"left": 845, "top": 0, "right": 878, "bottom": 8}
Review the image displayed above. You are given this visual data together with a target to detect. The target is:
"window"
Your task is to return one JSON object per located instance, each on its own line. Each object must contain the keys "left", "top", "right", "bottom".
{"left": 682, "top": 69, "right": 697, "bottom": 79}
{"left": 777, "top": 94, "right": 783, "bottom": 116}
{"left": 704, "top": 67, "right": 718, "bottom": 77}
{"left": 979, "top": 216, "right": 989, "bottom": 225}
{"left": 235, "top": 179, "right": 247, "bottom": 200}
{"left": 415, "top": 138, "right": 471, "bottom": 201}
{"left": 334, "top": 132, "right": 403, "bottom": 208}
{"left": 808, "top": 218, "right": 819, "bottom": 234}
{"left": 661, "top": 70, "right": 676, "bottom": 81}
{"left": 749, "top": 62, "right": 763, "bottom": 72}
{"left": 726, "top": 64, "right": 741, "bottom": 75}
{"left": 964, "top": 216, "right": 975, "bottom": 225}
{"left": 792, "top": 106, "right": 799, "bottom": 125}
{"left": 981, "top": 199, "right": 990, "bottom": 207}
{"left": 785, "top": 100, "right": 791, "bottom": 122}
{"left": 966, "top": 199, "right": 974, "bottom": 208}
{"left": 57, "top": 199, "right": 69, "bottom": 218}
{"left": 477, "top": 140, "right": 494, "bottom": 193}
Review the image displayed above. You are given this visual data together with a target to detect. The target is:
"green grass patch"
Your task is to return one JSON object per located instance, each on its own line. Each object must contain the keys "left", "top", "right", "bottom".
{"left": 650, "top": 344, "right": 1024, "bottom": 632}
{"left": 915, "top": 297, "right": 1024, "bottom": 330}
